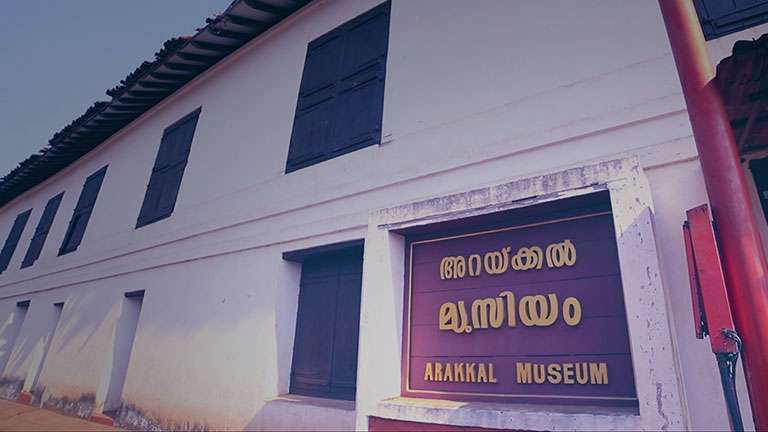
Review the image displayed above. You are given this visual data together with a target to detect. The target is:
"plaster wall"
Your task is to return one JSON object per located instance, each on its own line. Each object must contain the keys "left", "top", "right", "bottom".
{"left": 0, "top": 0, "right": 753, "bottom": 430}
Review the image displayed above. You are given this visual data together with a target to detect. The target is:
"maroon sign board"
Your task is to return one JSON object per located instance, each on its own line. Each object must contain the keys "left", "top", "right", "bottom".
{"left": 402, "top": 209, "right": 638, "bottom": 406}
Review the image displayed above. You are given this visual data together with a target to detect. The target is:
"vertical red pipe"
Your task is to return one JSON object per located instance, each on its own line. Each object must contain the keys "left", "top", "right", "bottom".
{"left": 658, "top": 0, "right": 768, "bottom": 427}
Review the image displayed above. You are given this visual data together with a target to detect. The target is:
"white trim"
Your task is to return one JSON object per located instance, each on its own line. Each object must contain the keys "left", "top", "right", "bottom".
{"left": 356, "top": 157, "right": 685, "bottom": 431}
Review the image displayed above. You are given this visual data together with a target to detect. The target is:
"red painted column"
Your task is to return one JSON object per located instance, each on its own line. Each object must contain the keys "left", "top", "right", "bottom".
{"left": 658, "top": 0, "right": 768, "bottom": 427}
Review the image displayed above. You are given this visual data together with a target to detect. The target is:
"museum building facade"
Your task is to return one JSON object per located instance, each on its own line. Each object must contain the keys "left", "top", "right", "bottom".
{"left": 0, "top": 0, "right": 766, "bottom": 430}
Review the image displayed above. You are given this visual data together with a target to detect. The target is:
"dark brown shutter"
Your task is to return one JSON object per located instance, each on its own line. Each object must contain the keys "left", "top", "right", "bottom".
{"left": 0, "top": 209, "right": 32, "bottom": 273}
{"left": 59, "top": 166, "right": 108, "bottom": 255}
{"left": 285, "top": 1, "right": 390, "bottom": 173}
{"left": 289, "top": 247, "right": 363, "bottom": 400}
{"left": 694, "top": 0, "right": 768, "bottom": 39}
{"left": 21, "top": 192, "right": 64, "bottom": 268}
{"left": 136, "top": 109, "right": 200, "bottom": 228}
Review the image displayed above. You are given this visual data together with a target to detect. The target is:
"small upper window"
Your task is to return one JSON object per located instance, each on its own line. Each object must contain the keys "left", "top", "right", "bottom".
{"left": 285, "top": 1, "right": 390, "bottom": 173}
{"left": 695, "top": 0, "right": 768, "bottom": 39}
{"left": 59, "top": 166, "right": 108, "bottom": 255}
{"left": 21, "top": 192, "right": 64, "bottom": 268}
{"left": 136, "top": 108, "right": 201, "bottom": 228}
{"left": 0, "top": 209, "right": 32, "bottom": 273}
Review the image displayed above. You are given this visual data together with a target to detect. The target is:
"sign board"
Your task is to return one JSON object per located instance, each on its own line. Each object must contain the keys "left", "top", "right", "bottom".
{"left": 402, "top": 210, "right": 637, "bottom": 406}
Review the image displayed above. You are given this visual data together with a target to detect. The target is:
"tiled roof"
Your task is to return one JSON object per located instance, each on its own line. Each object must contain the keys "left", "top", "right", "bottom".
{"left": 0, "top": 0, "right": 310, "bottom": 207}
{"left": 716, "top": 33, "right": 768, "bottom": 154}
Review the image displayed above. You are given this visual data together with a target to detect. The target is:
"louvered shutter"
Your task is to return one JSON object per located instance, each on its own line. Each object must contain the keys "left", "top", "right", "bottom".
{"left": 333, "top": 5, "right": 389, "bottom": 155}
{"left": 0, "top": 210, "right": 32, "bottom": 273}
{"left": 287, "top": 35, "right": 344, "bottom": 171}
{"left": 137, "top": 109, "right": 199, "bottom": 227}
{"left": 290, "top": 261, "right": 338, "bottom": 395}
{"left": 695, "top": 0, "right": 768, "bottom": 39}
{"left": 59, "top": 166, "right": 107, "bottom": 255}
{"left": 329, "top": 261, "right": 363, "bottom": 399}
{"left": 21, "top": 192, "right": 64, "bottom": 268}
{"left": 289, "top": 247, "right": 363, "bottom": 400}
{"left": 286, "top": 2, "right": 390, "bottom": 173}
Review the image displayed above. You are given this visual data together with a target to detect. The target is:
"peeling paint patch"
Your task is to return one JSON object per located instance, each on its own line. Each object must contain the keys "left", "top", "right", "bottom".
{"left": 43, "top": 393, "right": 95, "bottom": 419}
{"left": 656, "top": 382, "right": 670, "bottom": 431}
{"left": 0, "top": 377, "right": 23, "bottom": 400}
{"left": 117, "top": 402, "right": 210, "bottom": 431}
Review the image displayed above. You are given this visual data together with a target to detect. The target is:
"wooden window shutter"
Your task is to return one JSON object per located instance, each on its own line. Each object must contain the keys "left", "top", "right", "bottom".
{"left": 694, "top": 0, "right": 768, "bottom": 39}
{"left": 0, "top": 209, "right": 32, "bottom": 273}
{"left": 287, "top": 35, "right": 345, "bottom": 170}
{"left": 21, "top": 192, "right": 64, "bottom": 268}
{"left": 136, "top": 109, "right": 200, "bottom": 228}
{"left": 333, "top": 5, "right": 389, "bottom": 155}
{"left": 289, "top": 247, "right": 364, "bottom": 400}
{"left": 286, "top": 1, "right": 390, "bottom": 173}
{"left": 59, "top": 166, "right": 108, "bottom": 255}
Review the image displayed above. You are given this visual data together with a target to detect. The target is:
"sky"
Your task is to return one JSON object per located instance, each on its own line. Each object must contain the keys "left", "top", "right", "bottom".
{"left": 0, "top": 0, "right": 229, "bottom": 176}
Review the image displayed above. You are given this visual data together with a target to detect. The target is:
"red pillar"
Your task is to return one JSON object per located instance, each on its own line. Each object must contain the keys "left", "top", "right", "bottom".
{"left": 658, "top": 0, "right": 768, "bottom": 427}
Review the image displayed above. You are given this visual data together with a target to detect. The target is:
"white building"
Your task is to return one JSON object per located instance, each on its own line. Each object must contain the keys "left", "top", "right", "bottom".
{"left": 0, "top": 0, "right": 766, "bottom": 430}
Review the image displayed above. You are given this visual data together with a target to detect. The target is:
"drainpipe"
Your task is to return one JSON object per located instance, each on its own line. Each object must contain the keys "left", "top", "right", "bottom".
{"left": 658, "top": 0, "right": 768, "bottom": 428}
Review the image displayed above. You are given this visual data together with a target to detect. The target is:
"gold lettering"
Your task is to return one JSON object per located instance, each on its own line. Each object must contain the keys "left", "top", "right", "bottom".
{"left": 575, "top": 363, "right": 589, "bottom": 384}
{"left": 457, "top": 301, "right": 472, "bottom": 333}
{"left": 424, "top": 362, "right": 433, "bottom": 381}
{"left": 435, "top": 363, "right": 444, "bottom": 382}
{"left": 533, "top": 364, "right": 546, "bottom": 384}
{"left": 563, "top": 297, "right": 582, "bottom": 326}
{"left": 483, "top": 247, "right": 511, "bottom": 275}
{"left": 545, "top": 240, "right": 577, "bottom": 268}
{"left": 439, "top": 301, "right": 472, "bottom": 333}
{"left": 498, "top": 291, "right": 516, "bottom": 327}
{"left": 439, "top": 302, "right": 459, "bottom": 332}
{"left": 489, "top": 363, "right": 498, "bottom": 383}
{"left": 517, "top": 363, "right": 532, "bottom": 384}
{"left": 455, "top": 363, "right": 465, "bottom": 382}
{"left": 468, "top": 254, "right": 482, "bottom": 277}
{"left": 519, "top": 294, "right": 559, "bottom": 326}
{"left": 563, "top": 363, "right": 574, "bottom": 384}
{"left": 466, "top": 363, "right": 477, "bottom": 382}
{"left": 590, "top": 362, "right": 609, "bottom": 385}
{"left": 547, "top": 364, "right": 562, "bottom": 384}
{"left": 477, "top": 364, "right": 488, "bottom": 383}
{"left": 471, "top": 297, "right": 504, "bottom": 329}
{"left": 444, "top": 363, "right": 454, "bottom": 382}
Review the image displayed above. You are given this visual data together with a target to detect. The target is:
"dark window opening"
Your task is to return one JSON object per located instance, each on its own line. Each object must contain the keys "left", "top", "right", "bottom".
{"left": 102, "top": 290, "right": 144, "bottom": 416}
{"left": 59, "top": 166, "right": 108, "bottom": 255}
{"left": 21, "top": 192, "right": 64, "bottom": 268}
{"left": 136, "top": 108, "right": 201, "bottom": 228}
{"left": 285, "top": 1, "right": 390, "bottom": 173}
{"left": 0, "top": 300, "right": 30, "bottom": 373}
{"left": 287, "top": 245, "right": 364, "bottom": 400}
{"left": 0, "top": 209, "right": 32, "bottom": 273}
{"left": 750, "top": 157, "right": 768, "bottom": 223}
{"left": 694, "top": 0, "right": 768, "bottom": 39}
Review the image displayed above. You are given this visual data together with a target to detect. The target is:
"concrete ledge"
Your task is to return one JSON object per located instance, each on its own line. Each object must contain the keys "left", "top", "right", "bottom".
{"left": 374, "top": 397, "right": 641, "bottom": 431}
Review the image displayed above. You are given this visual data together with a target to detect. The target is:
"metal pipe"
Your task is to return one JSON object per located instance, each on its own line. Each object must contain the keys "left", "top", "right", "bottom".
{"left": 658, "top": 0, "right": 768, "bottom": 428}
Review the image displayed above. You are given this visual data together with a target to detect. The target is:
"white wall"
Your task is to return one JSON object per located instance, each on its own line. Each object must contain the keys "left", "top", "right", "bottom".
{"left": 0, "top": 0, "right": 752, "bottom": 430}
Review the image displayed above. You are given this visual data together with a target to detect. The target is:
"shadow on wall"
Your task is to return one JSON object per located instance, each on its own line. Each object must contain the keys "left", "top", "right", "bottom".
{"left": 53, "top": 289, "right": 115, "bottom": 355}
